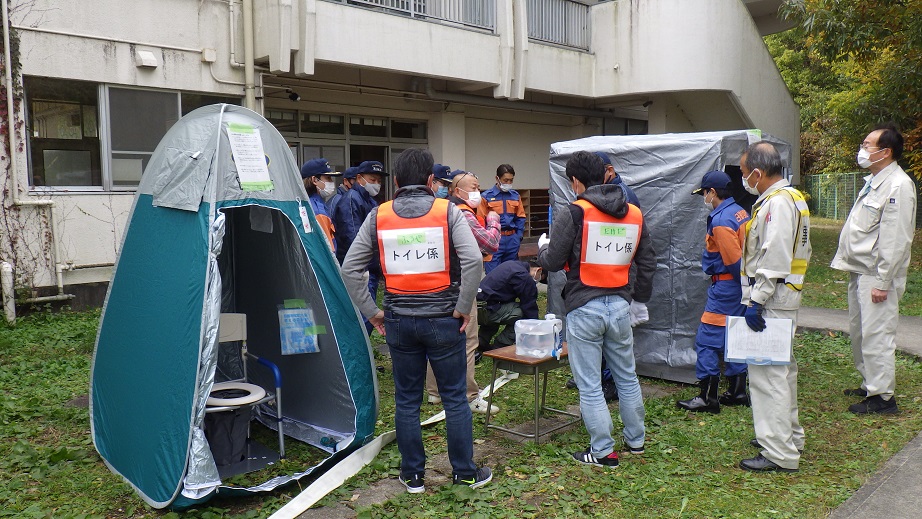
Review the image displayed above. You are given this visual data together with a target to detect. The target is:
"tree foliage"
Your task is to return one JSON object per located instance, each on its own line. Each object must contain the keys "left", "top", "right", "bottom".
{"left": 772, "top": 0, "right": 922, "bottom": 177}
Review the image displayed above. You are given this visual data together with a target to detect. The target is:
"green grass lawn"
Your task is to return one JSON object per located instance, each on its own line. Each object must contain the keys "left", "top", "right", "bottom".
{"left": 3, "top": 218, "right": 922, "bottom": 518}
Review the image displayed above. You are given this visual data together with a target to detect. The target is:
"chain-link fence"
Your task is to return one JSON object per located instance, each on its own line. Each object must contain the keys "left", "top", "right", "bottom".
{"left": 802, "top": 172, "right": 922, "bottom": 227}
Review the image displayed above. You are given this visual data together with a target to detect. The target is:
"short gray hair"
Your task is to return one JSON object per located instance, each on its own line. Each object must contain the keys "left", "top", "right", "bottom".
{"left": 743, "top": 141, "right": 783, "bottom": 177}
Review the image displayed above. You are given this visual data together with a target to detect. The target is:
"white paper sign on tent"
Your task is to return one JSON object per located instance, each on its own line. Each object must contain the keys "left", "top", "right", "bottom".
{"left": 227, "top": 122, "right": 274, "bottom": 191}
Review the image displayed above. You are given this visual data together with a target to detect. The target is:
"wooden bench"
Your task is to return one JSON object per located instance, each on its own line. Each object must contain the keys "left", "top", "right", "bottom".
{"left": 482, "top": 344, "right": 581, "bottom": 443}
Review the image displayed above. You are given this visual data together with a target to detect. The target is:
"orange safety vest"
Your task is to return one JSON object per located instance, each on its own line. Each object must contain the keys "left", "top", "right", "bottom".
{"left": 574, "top": 199, "right": 643, "bottom": 288}
{"left": 456, "top": 202, "right": 494, "bottom": 262}
{"left": 376, "top": 198, "right": 452, "bottom": 294}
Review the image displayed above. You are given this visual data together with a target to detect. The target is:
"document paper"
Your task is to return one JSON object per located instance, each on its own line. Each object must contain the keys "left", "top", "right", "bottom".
{"left": 725, "top": 316, "right": 793, "bottom": 365}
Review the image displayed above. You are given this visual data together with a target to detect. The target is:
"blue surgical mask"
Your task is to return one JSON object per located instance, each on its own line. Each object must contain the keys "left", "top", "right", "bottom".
{"left": 436, "top": 186, "right": 449, "bottom": 198}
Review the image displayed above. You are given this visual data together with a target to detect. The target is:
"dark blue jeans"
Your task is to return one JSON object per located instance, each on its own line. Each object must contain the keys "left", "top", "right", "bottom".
{"left": 384, "top": 312, "right": 476, "bottom": 479}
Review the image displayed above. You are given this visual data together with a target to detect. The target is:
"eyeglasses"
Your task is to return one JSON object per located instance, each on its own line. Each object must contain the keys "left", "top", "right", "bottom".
{"left": 859, "top": 143, "right": 882, "bottom": 151}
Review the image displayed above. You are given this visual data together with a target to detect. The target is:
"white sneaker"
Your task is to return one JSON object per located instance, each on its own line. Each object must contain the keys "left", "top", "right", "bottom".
{"left": 499, "top": 369, "right": 519, "bottom": 380}
{"left": 428, "top": 394, "right": 442, "bottom": 404}
{"left": 470, "top": 396, "right": 499, "bottom": 414}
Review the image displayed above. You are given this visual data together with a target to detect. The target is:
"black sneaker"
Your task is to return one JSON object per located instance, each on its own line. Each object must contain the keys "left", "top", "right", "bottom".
{"left": 848, "top": 395, "right": 899, "bottom": 414}
{"left": 566, "top": 378, "right": 578, "bottom": 389}
{"left": 400, "top": 474, "right": 425, "bottom": 494}
{"left": 624, "top": 443, "right": 644, "bottom": 455}
{"left": 602, "top": 380, "right": 619, "bottom": 402}
{"left": 572, "top": 448, "right": 619, "bottom": 467}
{"left": 843, "top": 388, "right": 868, "bottom": 397}
{"left": 453, "top": 467, "right": 492, "bottom": 489}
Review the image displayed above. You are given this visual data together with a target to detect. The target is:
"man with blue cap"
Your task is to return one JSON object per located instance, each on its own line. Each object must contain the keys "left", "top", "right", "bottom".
{"left": 432, "top": 164, "right": 453, "bottom": 199}
{"left": 677, "top": 170, "right": 751, "bottom": 413}
{"left": 595, "top": 151, "right": 640, "bottom": 208}
{"left": 335, "top": 161, "right": 390, "bottom": 330}
{"left": 301, "top": 158, "right": 342, "bottom": 251}
{"left": 327, "top": 165, "right": 356, "bottom": 214}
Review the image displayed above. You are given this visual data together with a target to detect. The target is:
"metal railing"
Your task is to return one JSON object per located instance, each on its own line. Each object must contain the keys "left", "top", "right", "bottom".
{"left": 343, "top": 0, "right": 496, "bottom": 30}
{"left": 526, "top": 0, "right": 591, "bottom": 50}
{"left": 802, "top": 172, "right": 922, "bottom": 228}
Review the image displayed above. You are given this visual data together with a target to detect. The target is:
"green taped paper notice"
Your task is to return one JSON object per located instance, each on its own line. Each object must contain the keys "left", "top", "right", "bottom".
{"left": 227, "top": 122, "right": 255, "bottom": 133}
{"left": 240, "top": 181, "right": 275, "bottom": 191}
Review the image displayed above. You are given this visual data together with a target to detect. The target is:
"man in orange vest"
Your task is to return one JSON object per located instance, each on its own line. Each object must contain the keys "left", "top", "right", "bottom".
{"left": 537, "top": 150, "right": 657, "bottom": 468}
{"left": 341, "top": 148, "right": 492, "bottom": 493}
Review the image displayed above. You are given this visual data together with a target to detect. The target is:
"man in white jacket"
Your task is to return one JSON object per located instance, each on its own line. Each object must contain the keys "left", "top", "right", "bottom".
{"left": 831, "top": 123, "right": 917, "bottom": 415}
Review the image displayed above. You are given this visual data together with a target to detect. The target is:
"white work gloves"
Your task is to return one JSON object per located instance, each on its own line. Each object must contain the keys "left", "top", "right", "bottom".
{"left": 538, "top": 232, "right": 550, "bottom": 249}
{"left": 630, "top": 301, "right": 649, "bottom": 327}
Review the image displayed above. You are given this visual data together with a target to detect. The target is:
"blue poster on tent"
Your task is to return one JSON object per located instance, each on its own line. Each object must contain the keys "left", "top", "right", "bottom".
{"left": 278, "top": 304, "right": 322, "bottom": 355}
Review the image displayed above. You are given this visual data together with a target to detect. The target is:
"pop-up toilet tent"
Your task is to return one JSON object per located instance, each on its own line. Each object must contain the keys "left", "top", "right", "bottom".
{"left": 90, "top": 104, "right": 378, "bottom": 509}
{"left": 549, "top": 130, "right": 793, "bottom": 383}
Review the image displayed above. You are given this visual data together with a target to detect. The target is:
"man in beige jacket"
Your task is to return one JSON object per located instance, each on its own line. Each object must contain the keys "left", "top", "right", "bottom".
{"left": 831, "top": 123, "right": 917, "bottom": 415}
{"left": 738, "top": 141, "right": 811, "bottom": 473}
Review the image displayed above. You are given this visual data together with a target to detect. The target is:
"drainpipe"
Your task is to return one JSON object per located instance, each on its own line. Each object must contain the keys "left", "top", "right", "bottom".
{"left": 2, "top": 0, "right": 74, "bottom": 317}
{"left": 242, "top": 0, "right": 256, "bottom": 109}
{"left": 1, "top": 262, "right": 14, "bottom": 323}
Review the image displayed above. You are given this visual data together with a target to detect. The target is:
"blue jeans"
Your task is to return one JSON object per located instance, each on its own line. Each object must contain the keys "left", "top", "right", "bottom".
{"left": 567, "top": 295, "right": 645, "bottom": 456}
{"left": 384, "top": 312, "right": 476, "bottom": 478}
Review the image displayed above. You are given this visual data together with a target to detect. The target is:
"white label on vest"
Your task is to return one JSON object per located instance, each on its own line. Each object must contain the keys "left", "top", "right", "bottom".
{"left": 584, "top": 222, "right": 638, "bottom": 266}
{"left": 380, "top": 226, "right": 446, "bottom": 275}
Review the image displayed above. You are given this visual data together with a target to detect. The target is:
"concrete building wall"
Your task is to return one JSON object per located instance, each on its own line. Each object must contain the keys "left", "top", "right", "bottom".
{"left": 2, "top": 0, "right": 799, "bottom": 302}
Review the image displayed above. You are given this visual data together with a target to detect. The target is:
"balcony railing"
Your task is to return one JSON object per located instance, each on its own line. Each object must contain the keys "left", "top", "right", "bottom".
{"left": 526, "top": 0, "right": 590, "bottom": 50}
{"left": 336, "top": 0, "right": 590, "bottom": 50}
{"left": 344, "top": 0, "right": 496, "bottom": 31}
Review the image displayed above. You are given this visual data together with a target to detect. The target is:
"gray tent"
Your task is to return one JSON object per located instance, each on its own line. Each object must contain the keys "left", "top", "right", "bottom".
{"left": 548, "top": 130, "right": 793, "bottom": 383}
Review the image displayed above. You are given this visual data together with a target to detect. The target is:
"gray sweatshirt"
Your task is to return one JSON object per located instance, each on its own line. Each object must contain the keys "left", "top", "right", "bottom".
{"left": 537, "top": 183, "right": 656, "bottom": 314}
{"left": 341, "top": 185, "right": 481, "bottom": 318}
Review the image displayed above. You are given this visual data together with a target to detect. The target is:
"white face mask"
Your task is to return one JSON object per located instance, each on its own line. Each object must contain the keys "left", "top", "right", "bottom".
{"left": 320, "top": 180, "right": 336, "bottom": 200}
{"left": 498, "top": 183, "right": 512, "bottom": 193}
{"left": 742, "top": 169, "right": 761, "bottom": 196}
{"left": 466, "top": 190, "right": 482, "bottom": 207}
{"left": 704, "top": 191, "right": 714, "bottom": 208}
{"left": 857, "top": 148, "right": 886, "bottom": 169}
{"left": 361, "top": 175, "right": 381, "bottom": 197}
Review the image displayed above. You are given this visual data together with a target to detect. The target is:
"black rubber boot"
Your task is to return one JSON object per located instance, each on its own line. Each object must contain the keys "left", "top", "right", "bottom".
{"left": 677, "top": 375, "right": 721, "bottom": 413}
{"left": 718, "top": 373, "right": 751, "bottom": 406}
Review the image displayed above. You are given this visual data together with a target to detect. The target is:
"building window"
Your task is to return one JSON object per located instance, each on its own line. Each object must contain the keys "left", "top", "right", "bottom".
{"left": 391, "top": 120, "right": 427, "bottom": 140}
{"left": 349, "top": 117, "right": 388, "bottom": 138}
{"left": 267, "top": 109, "right": 299, "bottom": 134}
{"left": 301, "top": 113, "right": 345, "bottom": 135}
{"left": 108, "top": 87, "right": 180, "bottom": 188}
{"left": 24, "top": 76, "right": 240, "bottom": 191}
{"left": 25, "top": 77, "right": 101, "bottom": 187}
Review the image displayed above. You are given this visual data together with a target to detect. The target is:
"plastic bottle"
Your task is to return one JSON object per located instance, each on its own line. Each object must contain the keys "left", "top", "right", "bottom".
{"left": 546, "top": 313, "right": 563, "bottom": 360}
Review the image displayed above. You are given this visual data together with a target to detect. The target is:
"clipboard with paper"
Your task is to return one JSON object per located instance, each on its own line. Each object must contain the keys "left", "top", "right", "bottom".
{"left": 725, "top": 316, "right": 793, "bottom": 365}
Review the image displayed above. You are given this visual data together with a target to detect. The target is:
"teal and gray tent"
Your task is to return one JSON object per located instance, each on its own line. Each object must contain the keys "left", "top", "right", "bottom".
{"left": 90, "top": 104, "right": 377, "bottom": 509}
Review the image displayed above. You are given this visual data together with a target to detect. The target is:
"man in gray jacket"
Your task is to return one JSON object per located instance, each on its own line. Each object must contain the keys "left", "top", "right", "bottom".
{"left": 341, "top": 148, "right": 492, "bottom": 494}
{"left": 537, "top": 151, "right": 657, "bottom": 467}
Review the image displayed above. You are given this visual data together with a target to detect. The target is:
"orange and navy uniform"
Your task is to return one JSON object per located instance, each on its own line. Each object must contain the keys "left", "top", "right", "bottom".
{"left": 699, "top": 198, "right": 749, "bottom": 327}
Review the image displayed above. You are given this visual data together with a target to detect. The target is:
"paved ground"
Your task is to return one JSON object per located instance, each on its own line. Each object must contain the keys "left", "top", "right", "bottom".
{"left": 798, "top": 306, "right": 922, "bottom": 519}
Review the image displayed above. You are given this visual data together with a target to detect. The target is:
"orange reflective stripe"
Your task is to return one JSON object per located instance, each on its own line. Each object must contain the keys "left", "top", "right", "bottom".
{"left": 376, "top": 198, "right": 451, "bottom": 294}
{"left": 701, "top": 311, "right": 728, "bottom": 327}
{"left": 574, "top": 200, "right": 642, "bottom": 288}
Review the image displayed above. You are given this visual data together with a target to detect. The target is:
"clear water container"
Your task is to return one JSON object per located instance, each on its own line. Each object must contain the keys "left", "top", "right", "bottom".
{"left": 515, "top": 317, "right": 562, "bottom": 358}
